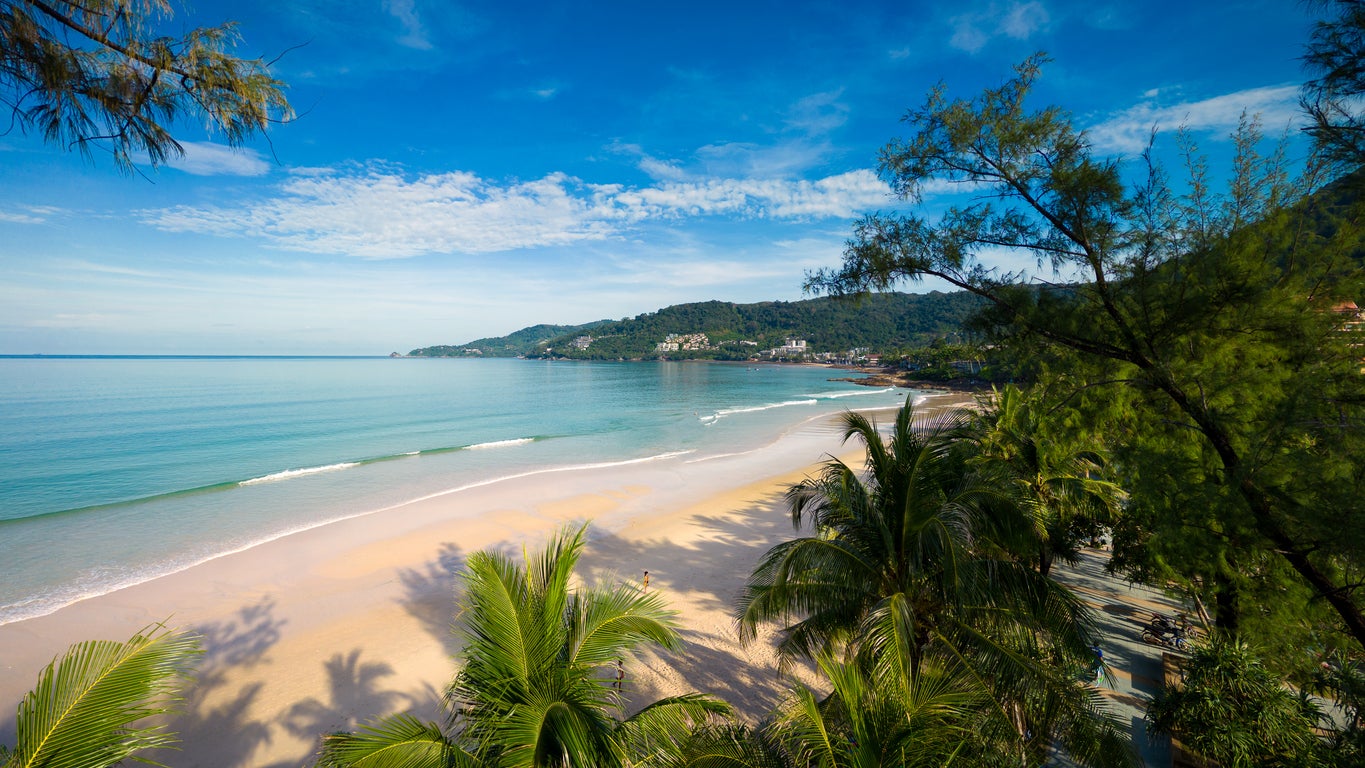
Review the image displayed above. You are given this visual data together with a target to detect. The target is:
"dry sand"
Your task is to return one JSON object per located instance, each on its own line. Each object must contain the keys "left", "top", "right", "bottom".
{"left": 0, "top": 393, "right": 973, "bottom": 767}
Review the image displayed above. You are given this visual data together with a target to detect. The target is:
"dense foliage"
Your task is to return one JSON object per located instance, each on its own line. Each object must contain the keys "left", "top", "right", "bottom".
{"left": 736, "top": 398, "right": 1134, "bottom": 767}
{"left": 1148, "top": 637, "right": 1327, "bottom": 768}
{"left": 410, "top": 323, "right": 609, "bottom": 358}
{"left": 808, "top": 54, "right": 1365, "bottom": 660}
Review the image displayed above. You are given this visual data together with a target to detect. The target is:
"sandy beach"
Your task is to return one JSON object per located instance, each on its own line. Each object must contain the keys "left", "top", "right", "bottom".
{"left": 0, "top": 393, "right": 973, "bottom": 767}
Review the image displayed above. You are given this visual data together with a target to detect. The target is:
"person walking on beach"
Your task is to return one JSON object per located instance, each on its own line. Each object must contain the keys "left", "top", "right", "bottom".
{"left": 642, "top": 570, "right": 650, "bottom": 590}
{"left": 613, "top": 659, "right": 624, "bottom": 691}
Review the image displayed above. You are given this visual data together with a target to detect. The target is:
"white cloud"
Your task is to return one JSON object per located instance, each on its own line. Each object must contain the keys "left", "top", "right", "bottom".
{"left": 1001, "top": 1, "right": 1049, "bottom": 38}
{"left": 1087, "top": 84, "right": 1302, "bottom": 154}
{"left": 138, "top": 166, "right": 894, "bottom": 259}
{"left": 785, "top": 90, "right": 850, "bottom": 135}
{"left": 0, "top": 205, "right": 63, "bottom": 224}
{"left": 25, "top": 313, "right": 118, "bottom": 329}
{"left": 166, "top": 142, "right": 272, "bottom": 177}
{"left": 950, "top": 2, "right": 1051, "bottom": 53}
{"left": 695, "top": 141, "right": 831, "bottom": 178}
{"left": 384, "top": 0, "right": 432, "bottom": 50}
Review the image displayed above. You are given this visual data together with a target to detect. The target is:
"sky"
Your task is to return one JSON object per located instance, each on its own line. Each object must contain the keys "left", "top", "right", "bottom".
{"left": 0, "top": 0, "right": 1323, "bottom": 354}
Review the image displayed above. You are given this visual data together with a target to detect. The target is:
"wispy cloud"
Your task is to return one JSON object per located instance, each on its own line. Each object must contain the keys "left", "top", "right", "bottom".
{"left": 785, "top": 90, "right": 850, "bottom": 135}
{"left": 25, "top": 313, "right": 119, "bottom": 329}
{"left": 950, "top": 1, "right": 1050, "bottom": 53}
{"left": 138, "top": 166, "right": 892, "bottom": 259}
{"left": 0, "top": 205, "right": 63, "bottom": 224}
{"left": 1087, "top": 84, "right": 1302, "bottom": 153}
{"left": 166, "top": 142, "right": 272, "bottom": 177}
{"left": 383, "top": 0, "right": 432, "bottom": 50}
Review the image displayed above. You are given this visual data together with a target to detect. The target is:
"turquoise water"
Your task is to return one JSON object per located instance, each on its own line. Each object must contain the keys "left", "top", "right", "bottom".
{"left": 0, "top": 357, "right": 904, "bottom": 624}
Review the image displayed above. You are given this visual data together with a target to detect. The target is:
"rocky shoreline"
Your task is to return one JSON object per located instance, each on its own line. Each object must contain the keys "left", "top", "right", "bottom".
{"left": 829, "top": 366, "right": 993, "bottom": 394}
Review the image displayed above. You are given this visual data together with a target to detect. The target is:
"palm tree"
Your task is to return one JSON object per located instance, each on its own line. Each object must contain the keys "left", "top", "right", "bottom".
{"left": 1, "top": 624, "right": 201, "bottom": 768}
{"left": 735, "top": 396, "right": 1135, "bottom": 767}
{"left": 658, "top": 651, "right": 986, "bottom": 768}
{"left": 969, "top": 385, "right": 1124, "bottom": 578}
{"left": 318, "top": 525, "right": 730, "bottom": 768}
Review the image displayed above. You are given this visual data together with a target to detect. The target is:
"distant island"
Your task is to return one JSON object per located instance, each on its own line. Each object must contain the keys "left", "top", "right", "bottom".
{"left": 408, "top": 291, "right": 985, "bottom": 365}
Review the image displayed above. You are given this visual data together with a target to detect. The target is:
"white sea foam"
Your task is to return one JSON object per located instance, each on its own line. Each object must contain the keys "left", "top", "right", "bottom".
{"left": 705, "top": 398, "right": 818, "bottom": 423}
{"left": 0, "top": 448, "right": 709, "bottom": 626}
{"left": 465, "top": 437, "right": 535, "bottom": 450}
{"left": 806, "top": 387, "right": 897, "bottom": 399}
{"left": 239, "top": 462, "right": 360, "bottom": 486}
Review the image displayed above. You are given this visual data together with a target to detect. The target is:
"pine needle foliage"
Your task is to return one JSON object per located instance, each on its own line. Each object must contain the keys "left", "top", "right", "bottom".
{"left": 0, "top": 0, "right": 292, "bottom": 171}
{"left": 806, "top": 53, "right": 1365, "bottom": 653}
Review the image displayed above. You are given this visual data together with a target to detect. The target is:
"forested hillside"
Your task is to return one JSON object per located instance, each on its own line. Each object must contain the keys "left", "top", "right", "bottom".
{"left": 409, "top": 323, "right": 608, "bottom": 357}
{"left": 408, "top": 291, "right": 984, "bottom": 359}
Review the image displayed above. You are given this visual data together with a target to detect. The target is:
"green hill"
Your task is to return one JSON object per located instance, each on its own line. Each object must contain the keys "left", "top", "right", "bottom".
{"left": 408, "top": 291, "right": 984, "bottom": 360}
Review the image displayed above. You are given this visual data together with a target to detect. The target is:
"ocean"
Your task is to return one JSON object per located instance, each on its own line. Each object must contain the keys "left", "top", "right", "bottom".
{"left": 0, "top": 356, "right": 911, "bottom": 625}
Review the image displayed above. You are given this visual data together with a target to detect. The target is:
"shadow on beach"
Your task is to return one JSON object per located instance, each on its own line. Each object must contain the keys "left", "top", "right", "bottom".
{"left": 142, "top": 596, "right": 286, "bottom": 768}
{"left": 140, "top": 595, "right": 441, "bottom": 768}
{"left": 397, "top": 541, "right": 468, "bottom": 656}
{"left": 581, "top": 492, "right": 822, "bottom": 719}
{"left": 388, "top": 483, "right": 816, "bottom": 723}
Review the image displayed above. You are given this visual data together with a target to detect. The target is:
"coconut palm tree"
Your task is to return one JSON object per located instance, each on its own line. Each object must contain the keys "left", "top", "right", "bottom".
{"left": 656, "top": 650, "right": 985, "bottom": 768}
{"left": 1, "top": 624, "right": 201, "bottom": 768}
{"left": 317, "top": 525, "right": 730, "bottom": 768}
{"left": 735, "top": 396, "right": 1135, "bottom": 767}
{"left": 969, "top": 384, "right": 1124, "bottom": 578}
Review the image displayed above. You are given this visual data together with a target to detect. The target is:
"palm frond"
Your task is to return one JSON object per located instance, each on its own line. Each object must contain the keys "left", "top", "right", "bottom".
{"left": 460, "top": 549, "right": 536, "bottom": 686}
{"left": 567, "top": 584, "right": 682, "bottom": 667}
{"left": 654, "top": 724, "right": 789, "bottom": 768}
{"left": 616, "top": 693, "right": 733, "bottom": 761}
{"left": 499, "top": 694, "right": 620, "bottom": 768}
{"left": 735, "top": 536, "right": 879, "bottom": 652}
{"left": 11, "top": 623, "right": 201, "bottom": 768}
{"left": 316, "top": 713, "right": 478, "bottom": 768}
{"left": 773, "top": 686, "right": 838, "bottom": 767}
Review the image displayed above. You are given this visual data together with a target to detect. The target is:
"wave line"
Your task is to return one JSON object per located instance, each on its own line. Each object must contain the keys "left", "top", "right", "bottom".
{"left": 239, "top": 462, "right": 359, "bottom": 486}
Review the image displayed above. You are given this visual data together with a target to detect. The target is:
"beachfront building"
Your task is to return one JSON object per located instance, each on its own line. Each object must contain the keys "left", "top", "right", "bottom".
{"left": 570, "top": 336, "right": 593, "bottom": 351}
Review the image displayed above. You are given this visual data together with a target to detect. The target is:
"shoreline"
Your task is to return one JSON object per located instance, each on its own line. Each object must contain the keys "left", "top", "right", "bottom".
{"left": 0, "top": 392, "right": 973, "bottom": 767}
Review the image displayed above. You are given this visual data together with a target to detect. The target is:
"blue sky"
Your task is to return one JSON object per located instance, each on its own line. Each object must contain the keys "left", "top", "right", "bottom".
{"left": 0, "top": 0, "right": 1319, "bottom": 354}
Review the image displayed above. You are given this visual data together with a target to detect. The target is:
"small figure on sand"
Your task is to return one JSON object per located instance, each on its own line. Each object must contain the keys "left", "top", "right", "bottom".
{"left": 642, "top": 570, "right": 650, "bottom": 590}
{"left": 613, "top": 659, "right": 624, "bottom": 691}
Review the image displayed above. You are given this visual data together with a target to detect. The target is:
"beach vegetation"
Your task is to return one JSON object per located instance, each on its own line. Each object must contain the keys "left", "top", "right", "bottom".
{"left": 0, "top": 0, "right": 293, "bottom": 172}
{"left": 736, "top": 396, "right": 1134, "bottom": 766}
{"left": 662, "top": 649, "right": 1008, "bottom": 768}
{"left": 0, "top": 623, "right": 201, "bottom": 768}
{"left": 967, "top": 384, "right": 1123, "bottom": 578}
{"left": 1148, "top": 635, "right": 1328, "bottom": 768}
{"left": 805, "top": 51, "right": 1365, "bottom": 661}
{"left": 316, "top": 525, "right": 730, "bottom": 768}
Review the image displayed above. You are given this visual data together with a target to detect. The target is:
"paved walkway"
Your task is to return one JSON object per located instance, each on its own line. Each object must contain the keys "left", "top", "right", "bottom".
{"left": 1052, "top": 547, "right": 1190, "bottom": 768}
